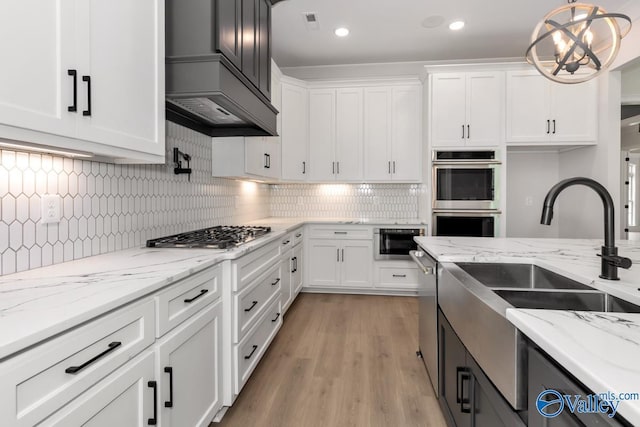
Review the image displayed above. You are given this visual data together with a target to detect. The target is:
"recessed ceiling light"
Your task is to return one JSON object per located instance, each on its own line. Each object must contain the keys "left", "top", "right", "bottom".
{"left": 334, "top": 27, "right": 350, "bottom": 37}
{"left": 449, "top": 20, "right": 465, "bottom": 31}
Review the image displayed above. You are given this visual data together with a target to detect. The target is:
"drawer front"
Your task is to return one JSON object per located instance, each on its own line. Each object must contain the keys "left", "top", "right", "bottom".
{"left": 233, "top": 240, "right": 280, "bottom": 292}
{"left": 234, "top": 262, "right": 281, "bottom": 342}
{"left": 156, "top": 264, "right": 222, "bottom": 337}
{"left": 280, "top": 232, "right": 294, "bottom": 251}
{"left": 234, "top": 297, "right": 282, "bottom": 395}
{"left": 308, "top": 225, "right": 372, "bottom": 240}
{"left": 292, "top": 227, "right": 304, "bottom": 246}
{"left": 0, "top": 299, "right": 155, "bottom": 427}
{"left": 376, "top": 265, "right": 421, "bottom": 289}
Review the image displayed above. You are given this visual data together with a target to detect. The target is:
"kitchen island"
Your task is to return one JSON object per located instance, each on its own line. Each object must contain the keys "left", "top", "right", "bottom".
{"left": 415, "top": 236, "right": 640, "bottom": 426}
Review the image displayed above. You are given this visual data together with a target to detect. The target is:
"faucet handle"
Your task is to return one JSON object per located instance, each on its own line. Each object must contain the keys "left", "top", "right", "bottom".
{"left": 597, "top": 254, "right": 633, "bottom": 269}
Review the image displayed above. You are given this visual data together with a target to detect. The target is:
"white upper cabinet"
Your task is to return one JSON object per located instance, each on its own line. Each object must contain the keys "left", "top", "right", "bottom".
{"left": 0, "top": 0, "right": 165, "bottom": 163}
{"left": 430, "top": 72, "right": 504, "bottom": 148}
{"left": 335, "top": 88, "right": 364, "bottom": 181}
{"left": 364, "top": 85, "right": 422, "bottom": 182}
{"left": 308, "top": 89, "right": 337, "bottom": 181}
{"left": 280, "top": 79, "right": 309, "bottom": 181}
{"left": 506, "top": 70, "right": 597, "bottom": 144}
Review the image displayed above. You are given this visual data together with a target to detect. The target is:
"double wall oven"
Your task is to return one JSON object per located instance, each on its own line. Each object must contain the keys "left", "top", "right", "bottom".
{"left": 432, "top": 150, "right": 501, "bottom": 237}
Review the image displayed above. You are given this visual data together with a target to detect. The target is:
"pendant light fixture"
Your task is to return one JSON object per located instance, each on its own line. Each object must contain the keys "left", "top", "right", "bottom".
{"left": 525, "top": 0, "right": 631, "bottom": 84}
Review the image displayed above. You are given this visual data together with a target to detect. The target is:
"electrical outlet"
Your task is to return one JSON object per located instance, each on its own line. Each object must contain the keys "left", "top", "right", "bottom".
{"left": 525, "top": 196, "right": 534, "bottom": 206}
{"left": 41, "top": 194, "right": 61, "bottom": 224}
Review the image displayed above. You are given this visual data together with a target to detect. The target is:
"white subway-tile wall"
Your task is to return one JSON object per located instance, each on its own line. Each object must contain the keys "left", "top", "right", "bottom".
{"left": 270, "top": 183, "right": 421, "bottom": 219}
{"left": 0, "top": 123, "right": 270, "bottom": 275}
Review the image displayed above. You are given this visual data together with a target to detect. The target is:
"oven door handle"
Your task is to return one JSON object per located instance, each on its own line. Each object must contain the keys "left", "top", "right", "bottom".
{"left": 432, "top": 209, "right": 502, "bottom": 215}
{"left": 432, "top": 160, "right": 502, "bottom": 166}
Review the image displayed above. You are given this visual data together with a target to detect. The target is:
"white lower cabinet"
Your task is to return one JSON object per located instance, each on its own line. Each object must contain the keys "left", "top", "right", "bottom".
{"left": 373, "top": 260, "right": 421, "bottom": 291}
{"left": 155, "top": 301, "right": 223, "bottom": 427}
{"left": 307, "top": 238, "right": 372, "bottom": 289}
{"left": 40, "top": 349, "right": 157, "bottom": 427}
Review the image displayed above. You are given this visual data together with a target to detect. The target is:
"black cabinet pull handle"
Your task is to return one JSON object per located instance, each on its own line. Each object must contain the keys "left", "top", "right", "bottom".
{"left": 388, "top": 161, "right": 391, "bottom": 174}
{"left": 68, "top": 70, "right": 77, "bottom": 112}
{"left": 546, "top": 119, "right": 550, "bottom": 134}
{"left": 271, "top": 278, "right": 280, "bottom": 286}
{"left": 82, "top": 75, "right": 91, "bottom": 116}
{"left": 392, "top": 274, "right": 407, "bottom": 278}
{"left": 291, "top": 257, "right": 296, "bottom": 273}
{"left": 164, "top": 367, "right": 174, "bottom": 408}
{"left": 244, "top": 300, "right": 258, "bottom": 312}
{"left": 458, "top": 368, "right": 472, "bottom": 413}
{"left": 332, "top": 161, "right": 335, "bottom": 174}
{"left": 282, "top": 240, "right": 290, "bottom": 245}
{"left": 65, "top": 341, "right": 121, "bottom": 374}
{"left": 334, "top": 231, "right": 347, "bottom": 235}
{"left": 267, "top": 154, "right": 271, "bottom": 168}
{"left": 302, "top": 161, "right": 306, "bottom": 174}
{"left": 467, "top": 125, "right": 470, "bottom": 139}
{"left": 294, "top": 257, "right": 298, "bottom": 272}
{"left": 456, "top": 367, "right": 464, "bottom": 403}
{"left": 184, "top": 289, "right": 208, "bottom": 303}
{"left": 336, "top": 161, "right": 340, "bottom": 174}
{"left": 461, "top": 124, "right": 465, "bottom": 139}
{"left": 272, "top": 312, "right": 281, "bottom": 322}
{"left": 552, "top": 119, "right": 556, "bottom": 134}
{"left": 295, "top": 233, "right": 302, "bottom": 238}
{"left": 393, "top": 161, "right": 396, "bottom": 174}
{"left": 244, "top": 344, "right": 258, "bottom": 359}
{"left": 341, "top": 248, "right": 344, "bottom": 262}
{"left": 337, "top": 248, "right": 340, "bottom": 262}
{"left": 148, "top": 380, "right": 158, "bottom": 425}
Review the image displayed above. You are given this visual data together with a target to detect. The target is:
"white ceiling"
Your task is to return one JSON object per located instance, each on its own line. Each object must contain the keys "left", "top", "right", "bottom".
{"left": 272, "top": 0, "right": 634, "bottom": 68}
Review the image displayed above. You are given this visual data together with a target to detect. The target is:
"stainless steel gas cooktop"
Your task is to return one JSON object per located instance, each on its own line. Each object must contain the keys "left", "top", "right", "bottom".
{"left": 145, "top": 225, "right": 271, "bottom": 249}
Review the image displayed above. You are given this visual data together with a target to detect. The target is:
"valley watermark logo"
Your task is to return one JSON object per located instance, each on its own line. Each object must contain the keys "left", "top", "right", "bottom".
{"left": 536, "top": 389, "right": 639, "bottom": 419}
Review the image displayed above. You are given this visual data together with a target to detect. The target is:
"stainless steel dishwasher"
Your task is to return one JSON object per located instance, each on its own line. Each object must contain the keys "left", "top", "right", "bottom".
{"left": 410, "top": 250, "right": 438, "bottom": 395}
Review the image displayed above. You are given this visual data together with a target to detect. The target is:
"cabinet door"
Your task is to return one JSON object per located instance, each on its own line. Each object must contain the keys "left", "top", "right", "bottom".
{"left": 391, "top": 86, "right": 422, "bottom": 181}
{"left": 257, "top": 0, "right": 271, "bottom": 99}
{"left": 431, "top": 74, "right": 467, "bottom": 147}
{"left": 467, "top": 72, "right": 503, "bottom": 147}
{"left": 292, "top": 243, "right": 304, "bottom": 295}
{"left": 439, "top": 311, "right": 472, "bottom": 427}
{"left": 307, "top": 240, "right": 340, "bottom": 287}
{"left": 281, "top": 82, "right": 309, "bottom": 180}
{"left": 308, "top": 89, "right": 336, "bottom": 181}
{"left": 364, "top": 87, "right": 392, "bottom": 181}
{"left": 241, "top": 0, "right": 259, "bottom": 87}
{"left": 550, "top": 79, "right": 597, "bottom": 142}
{"left": 245, "top": 137, "right": 267, "bottom": 176}
{"left": 215, "top": 0, "right": 242, "bottom": 69}
{"left": 280, "top": 255, "right": 293, "bottom": 312}
{"left": 335, "top": 88, "right": 364, "bottom": 181}
{"left": 264, "top": 138, "right": 281, "bottom": 179}
{"left": 506, "top": 71, "right": 550, "bottom": 143}
{"left": 0, "top": 0, "right": 77, "bottom": 138}
{"left": 40, "top": 351, "right": 156, "bottom": 427}
{"left": 340, "top": 240, "right": 373, "bottom": 288}
{"left": 157, "top": 302, "right": 223, "bottom": 427}
{"left": 75, "top": 0, "right": 164, "bottom": 157}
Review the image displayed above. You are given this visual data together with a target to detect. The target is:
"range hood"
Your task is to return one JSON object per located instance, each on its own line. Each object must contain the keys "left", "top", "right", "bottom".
{"left": 166, "top": 54, "right": 278, "bottom": 137}
{"left": 165, "top": 0, "right": 279, "bottom": 137}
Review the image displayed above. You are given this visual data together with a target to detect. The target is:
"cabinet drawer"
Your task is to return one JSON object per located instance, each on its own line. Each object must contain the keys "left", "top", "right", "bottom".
{"left": 279, "top": 232, "right": 294, "bottom": 251}
{"left": 308, "top": 226, "right": 372, "bottom": 240}
{"left": 376, "top": 265, "right": 421, "bottom": 289}
{"left": 0, "top": 299, "right": 155, "bottom": 427}
{"left": 155, "top": 264, "right": 222, "bottom": 337}
{"left": 232, "top": 240, "right": 280, "bottom": 292}
{"left": 234, "top": 297, "right": 282, "bottom": 394}
{"left": 292, "top": 227, "right": 304, "bottom": 246}
{"left": 234, "top": 262, "right": 281, "bottom": 342}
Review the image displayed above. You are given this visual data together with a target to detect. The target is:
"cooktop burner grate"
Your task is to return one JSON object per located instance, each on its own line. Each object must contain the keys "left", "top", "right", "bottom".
{"left": 146, "top": 225, "right": 271, "bottom": 249}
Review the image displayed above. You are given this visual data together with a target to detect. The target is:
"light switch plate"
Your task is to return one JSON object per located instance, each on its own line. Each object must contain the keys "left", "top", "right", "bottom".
{"left": 41, "top": 194, "right": 61, "bottom": 224}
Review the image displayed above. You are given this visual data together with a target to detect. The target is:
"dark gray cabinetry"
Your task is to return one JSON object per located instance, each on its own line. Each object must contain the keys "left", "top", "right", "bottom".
{"left": 215, "top": 0, "right": 242, "bottom": 69}
{"left": 257, "top": 0, "right": 271, "bottom": 98}
{"left": 241, "top": 0, "right": 259, "bottom": 87}
{"left": 439, "top": 311, "right": 526, "bottom": 427}
{"left": 528, "top": 347, "right": 628, "bottom": 427}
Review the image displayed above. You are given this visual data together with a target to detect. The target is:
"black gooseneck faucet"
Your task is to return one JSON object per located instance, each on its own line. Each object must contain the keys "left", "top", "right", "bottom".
{"left": 540, "top": 177, "right": 632, "bottom": 280}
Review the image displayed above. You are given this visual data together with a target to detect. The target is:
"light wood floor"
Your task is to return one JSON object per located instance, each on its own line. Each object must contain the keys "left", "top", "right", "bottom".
{"left": 214, "top": 293, "right": 447, "bottom": 427}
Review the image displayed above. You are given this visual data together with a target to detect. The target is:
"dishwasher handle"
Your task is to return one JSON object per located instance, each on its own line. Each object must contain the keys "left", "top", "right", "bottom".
{"left": 409, "top": 250, "right": 435, "bottom": 275}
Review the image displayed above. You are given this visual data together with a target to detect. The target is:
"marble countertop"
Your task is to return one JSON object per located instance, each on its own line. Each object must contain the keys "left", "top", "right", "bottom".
{"left": 0, "top": 216, "right": 420, "bottom": 360}
{"left": 415, "top": 236, "right": 640, "bottom": 425}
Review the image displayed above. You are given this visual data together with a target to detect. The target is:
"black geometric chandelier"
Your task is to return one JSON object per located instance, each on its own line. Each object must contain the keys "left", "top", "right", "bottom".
{"left": 526, "top": 0, "right": 632, "bottom": 84}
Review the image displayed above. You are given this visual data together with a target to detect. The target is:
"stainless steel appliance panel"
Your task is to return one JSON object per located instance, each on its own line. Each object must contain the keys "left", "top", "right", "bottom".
{"left": 432, "top": 211, "right": 499, "bottom": 237}
{"left": 410, "top": 250, "right": 438, "bottom": 395}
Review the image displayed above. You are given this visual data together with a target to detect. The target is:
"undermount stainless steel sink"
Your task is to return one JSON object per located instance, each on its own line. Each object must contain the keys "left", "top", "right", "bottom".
{"left": 438, "top": 262, "right": 640, "bottom": 411}
{"left": 456, "top": 262, "right": 592, "bottom": 290}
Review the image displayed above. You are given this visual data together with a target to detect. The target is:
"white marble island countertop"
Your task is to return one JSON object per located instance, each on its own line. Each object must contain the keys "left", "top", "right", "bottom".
{"left": 415, "top": 236, "right": 640, "bottom": 425}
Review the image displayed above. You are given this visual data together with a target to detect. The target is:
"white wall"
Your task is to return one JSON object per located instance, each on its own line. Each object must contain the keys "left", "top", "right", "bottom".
{"left": 506, "top": 151, "right": 560, "bottom": 238}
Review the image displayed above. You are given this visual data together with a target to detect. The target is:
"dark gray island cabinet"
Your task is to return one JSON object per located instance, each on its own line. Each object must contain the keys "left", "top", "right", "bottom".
{"left": 438, "top": 310, "right": 527, "bottom": 427}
